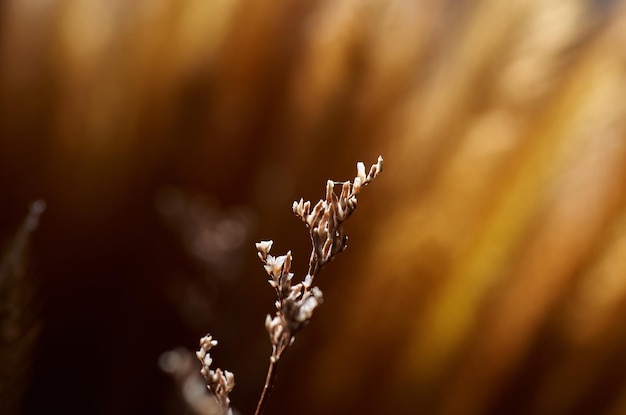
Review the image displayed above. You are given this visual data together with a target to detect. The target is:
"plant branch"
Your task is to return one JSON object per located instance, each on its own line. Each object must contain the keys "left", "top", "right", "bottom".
{"left": 253, "top": 156, "right": 383, "bottom": 413}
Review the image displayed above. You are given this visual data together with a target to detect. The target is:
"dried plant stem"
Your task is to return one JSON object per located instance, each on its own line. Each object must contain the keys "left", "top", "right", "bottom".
{"left": 255, "top": 247, "right": 323, "bottom": 414}
{"left": 254, "top": 156, "right": 383, "bottom": 414}
{"left": 254, "top": 349, "right": 282, "bottom": 415}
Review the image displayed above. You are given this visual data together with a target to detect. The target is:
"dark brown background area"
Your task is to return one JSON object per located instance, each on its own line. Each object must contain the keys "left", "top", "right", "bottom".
{"left": 2, "top": 1, "right": 626, "bottom": 414}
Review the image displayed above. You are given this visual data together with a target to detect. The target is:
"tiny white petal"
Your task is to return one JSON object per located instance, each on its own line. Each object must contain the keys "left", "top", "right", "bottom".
{"left": 255, "top": 240, "right": 273, "bottom": 257}
{"left": 312, "top": 286, "right": 323, "bottom": 300}
{"left": 357, "top": 162, "right": 366, "bottom": 181}
{"left": 303, "top": 274, "right": 313, "bottom": 288}
{"left": 353, "top": 177, "right": 362, "bottom": 194}
{"left": 326, "top": 180, "right": 334, "bottom": 201}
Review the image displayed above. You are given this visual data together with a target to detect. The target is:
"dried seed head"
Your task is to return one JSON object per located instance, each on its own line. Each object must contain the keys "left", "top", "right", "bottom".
{"left": 258, "top": 156, "right": 382, "bottom": 366}
{"left": 196, "top": 334, "right": 235, "bottom": 412}
{"left": 356, "top": 162, "right": 366, "bottom": 182}
{"left": 256, "top": 240, "right": 273, "bottom": 261}
{"left": 353, "top": 177, "right": 362, "bottom": 194}
{"left": 326, "top": 180, "right": 334, "bottom": 202}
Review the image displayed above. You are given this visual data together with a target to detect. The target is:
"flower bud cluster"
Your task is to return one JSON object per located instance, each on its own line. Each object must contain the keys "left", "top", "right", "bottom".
{"left": 257, "top": 156, "right": 383, "bottom": 361}
{"left": 293, "top": 156, "right": 383, "bottom": 272}
{"left": 196, "top": 335, "right": 235, "bottom": 414}
{"left": 256, "top": 241, "right": 324, "bottom": 360}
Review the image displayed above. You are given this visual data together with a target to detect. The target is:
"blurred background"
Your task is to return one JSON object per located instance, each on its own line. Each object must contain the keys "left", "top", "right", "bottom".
{"left": 1, "top": 0, "right": 626, "bottom": 414}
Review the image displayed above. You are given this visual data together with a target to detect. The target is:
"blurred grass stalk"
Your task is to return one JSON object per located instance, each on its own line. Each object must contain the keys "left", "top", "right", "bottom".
{"left": 0, "top": 201, "right": 45, "bottom": 415}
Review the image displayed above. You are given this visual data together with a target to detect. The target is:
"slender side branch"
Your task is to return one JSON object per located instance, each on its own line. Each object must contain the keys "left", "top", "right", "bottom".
{"left": 196, "top": 335, "right": 235, "bottom": 415}
{"left": 254, "top": 156, "right": 383, "bottom": 415}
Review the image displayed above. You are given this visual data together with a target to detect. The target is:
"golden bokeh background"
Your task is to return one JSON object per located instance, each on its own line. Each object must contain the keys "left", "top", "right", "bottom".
{"left": 1, "top": 0, "right": 626, "bottom": 414}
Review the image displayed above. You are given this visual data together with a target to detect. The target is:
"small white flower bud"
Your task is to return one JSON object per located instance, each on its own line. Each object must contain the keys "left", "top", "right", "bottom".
{"left": 312, "top": 286, "right": 323, "bottom": 301}
{"left": 303, "top": 274, "right": 313, "bottom": 288}
{"left": 353, "top": 177, "right": 362, "bottom": 194}
{"left": 256, "top": 240, "right": 273, "bottom": 260}
{"left": 326, "top": 180, "right": 334, "bottom": 202}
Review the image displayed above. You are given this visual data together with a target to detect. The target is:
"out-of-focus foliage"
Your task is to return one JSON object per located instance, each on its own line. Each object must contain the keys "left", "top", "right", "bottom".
{"left": 1, "top": 0, "right": 626, "bottom": 414}
{"left": 0, "top": 202, "right": 44, "bottom": 415}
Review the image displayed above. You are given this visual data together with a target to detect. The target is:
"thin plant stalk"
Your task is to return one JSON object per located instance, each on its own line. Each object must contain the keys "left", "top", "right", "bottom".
{"left": 253, "top": 156, "right": 383, "bottom": 414}
{"left": 254, "top": 347, "right": 284, "bottom": 415}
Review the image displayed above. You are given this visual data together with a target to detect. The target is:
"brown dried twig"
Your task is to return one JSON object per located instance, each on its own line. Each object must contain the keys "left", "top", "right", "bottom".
{"left": 254, "top": 156, "right": 383, "bottom": 415}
